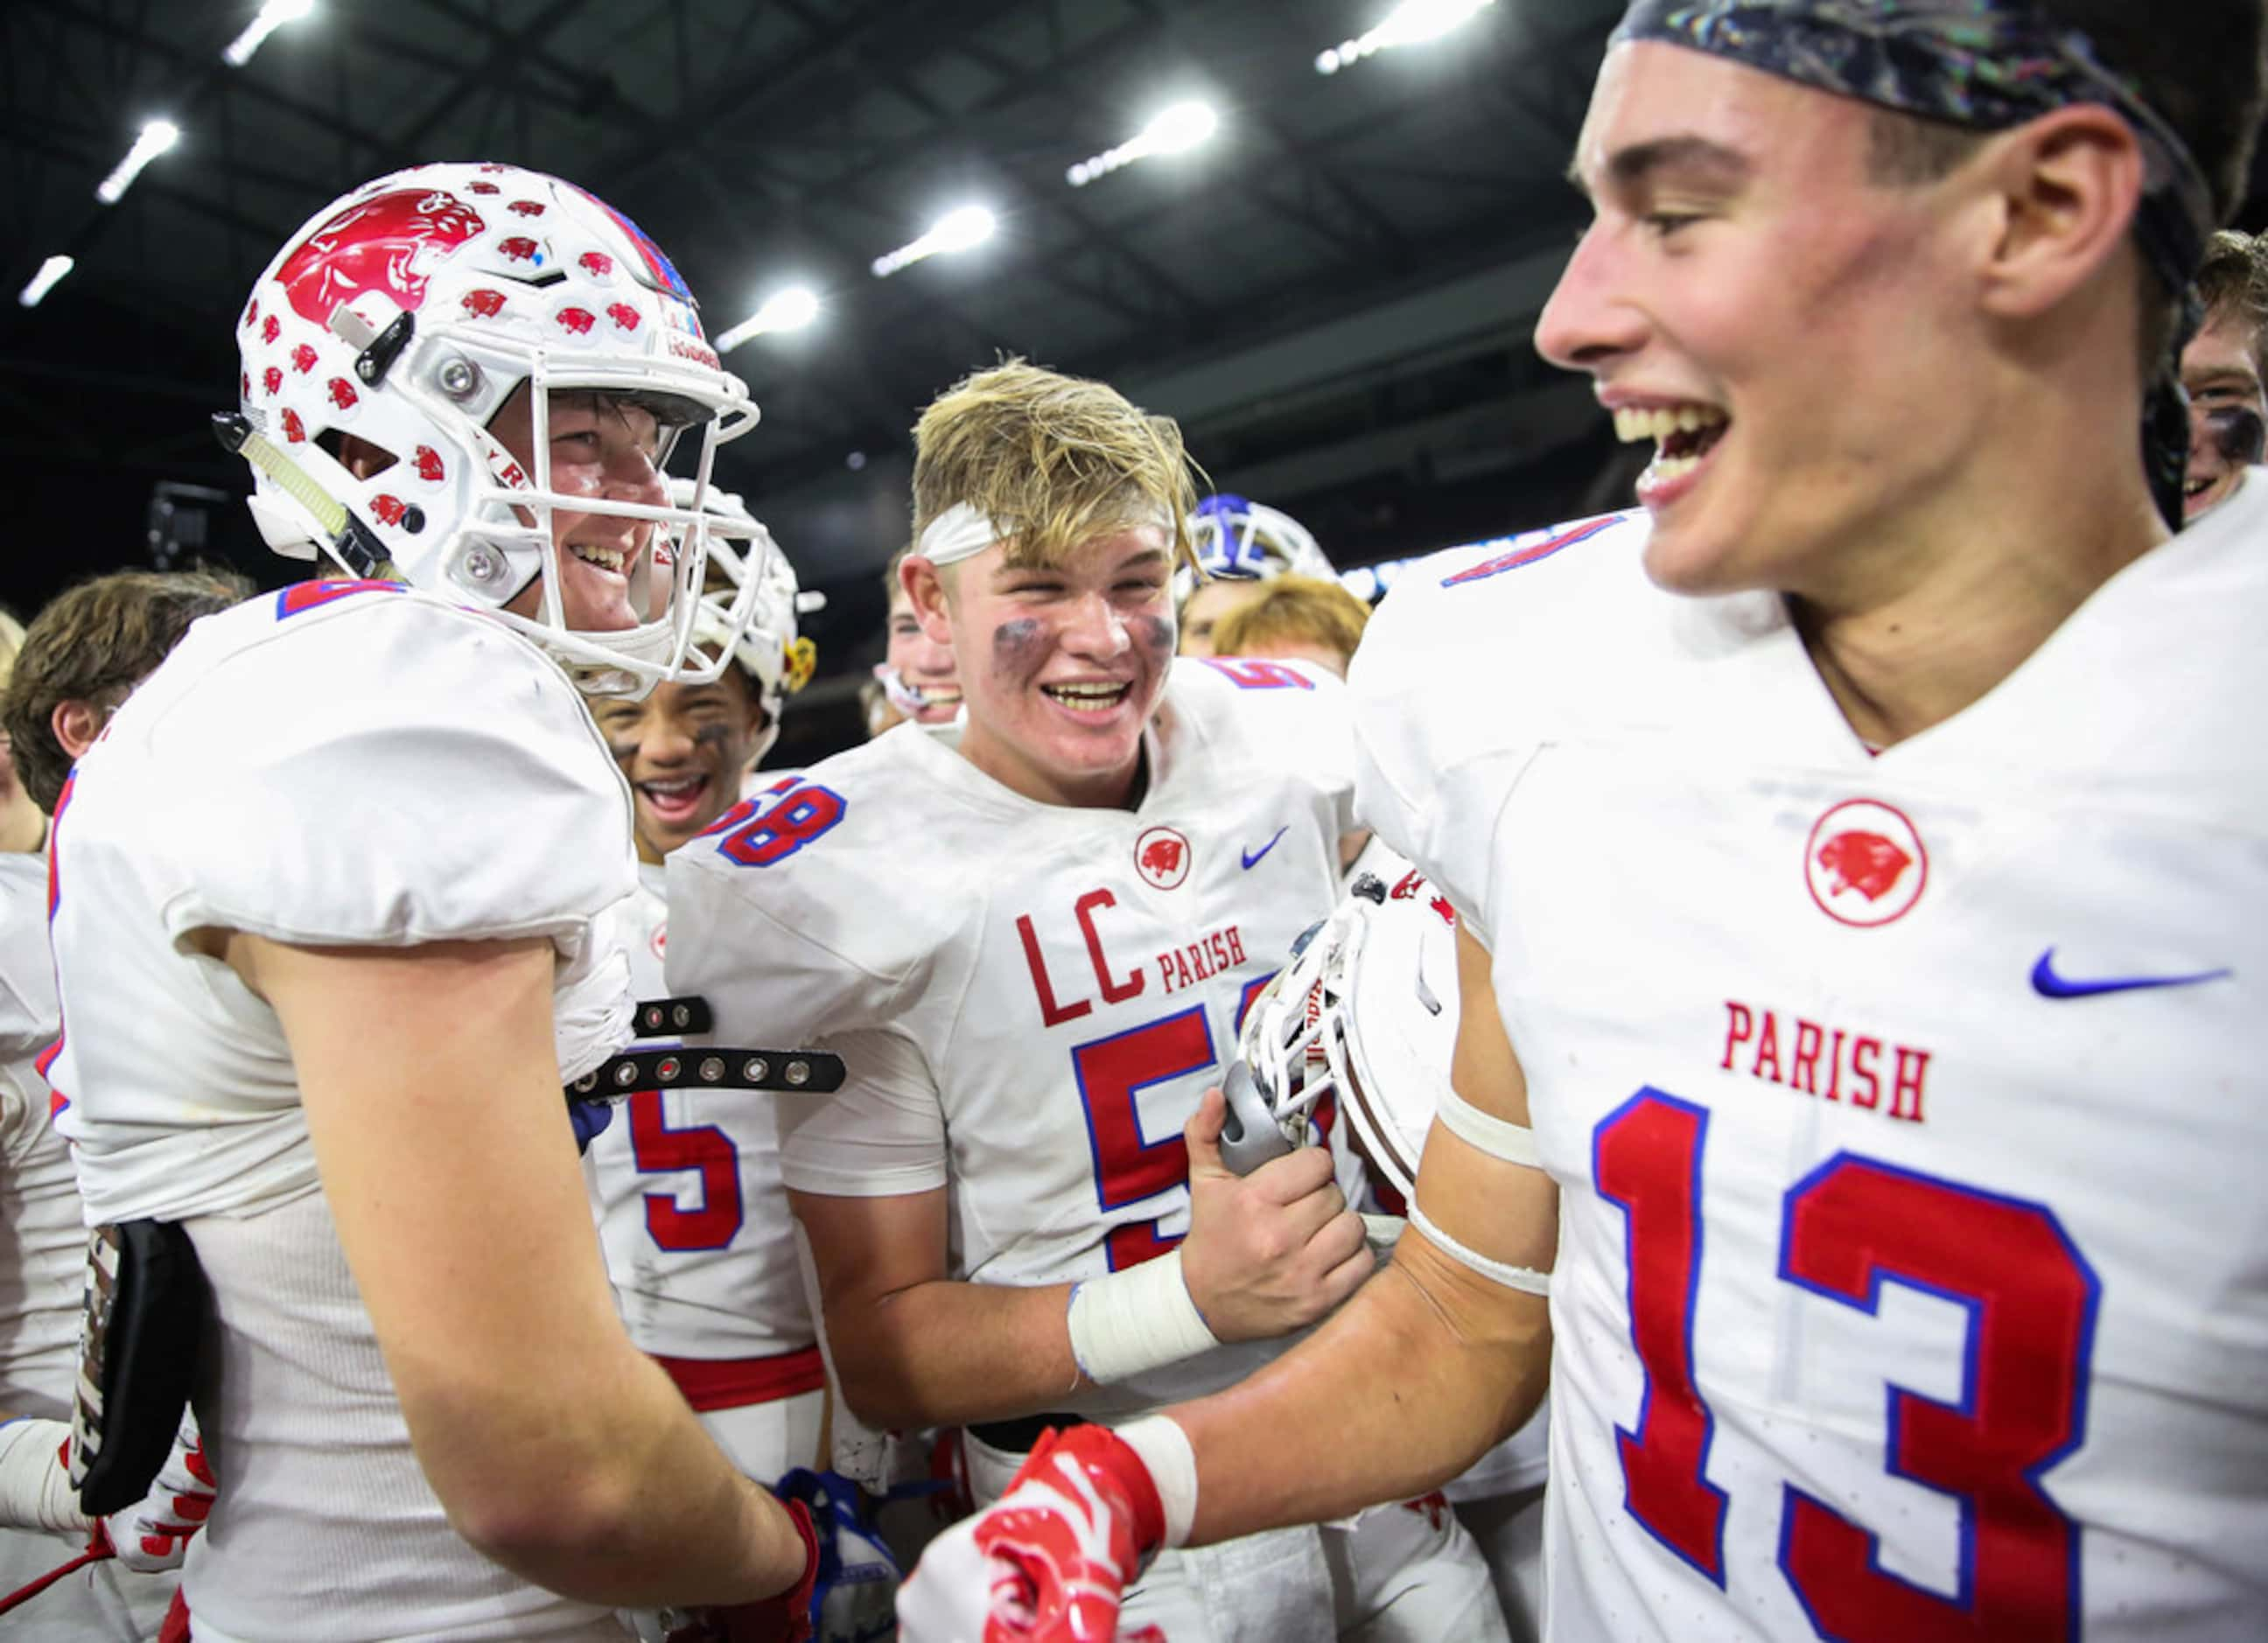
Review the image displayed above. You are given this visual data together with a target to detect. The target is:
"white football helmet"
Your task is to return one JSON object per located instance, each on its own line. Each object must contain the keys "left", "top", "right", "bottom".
{"left": 672, "top": 479, "right": 818, "bottom": 765}
{"left": 1233, "top": 863, "right": 1462, "bottom": 1205}
{"left": 225, "top": 160, "right": 761, "bottom": 695}
{"left": 1175, "top": 494, "right": 1334, "bottom": 605}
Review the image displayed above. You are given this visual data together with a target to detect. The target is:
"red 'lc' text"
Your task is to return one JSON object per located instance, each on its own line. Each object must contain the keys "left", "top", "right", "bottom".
{"left": 1017, "top": 891, "right": 1144, "bottom": 1026}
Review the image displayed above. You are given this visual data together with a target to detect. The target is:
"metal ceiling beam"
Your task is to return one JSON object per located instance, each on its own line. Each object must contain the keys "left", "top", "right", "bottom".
{"left": 759, "top": 5, "right": 1203, "bottom": 327}
{"left": 1121, "top": 0, "right": 1404, "bottom": 259}
{"left": 395, "top": 0, "right": 623, "bottom": 114}
{"left": 583, "top": 0, "right": 1017, "bottom": 200}
{"left": 389, "top": 0, "right": 599, "bottom": 153}
{"left": 13, "top": 0, "right": 411, "bottom": 173}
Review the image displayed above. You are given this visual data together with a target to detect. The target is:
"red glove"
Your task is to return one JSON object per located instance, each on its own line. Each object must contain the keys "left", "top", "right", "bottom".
{"left": 94, "top": 1413, "right": 216, "bottom": 1573}
{"left": 897, "top": 1424, "right": 1167, "bottom": 1642}
{"left": 663, "top": 1497, "right": 820, "bottom": 1643}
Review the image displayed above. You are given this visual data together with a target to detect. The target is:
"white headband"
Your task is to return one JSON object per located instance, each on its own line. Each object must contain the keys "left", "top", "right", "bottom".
{"left": 911, "top": 502, "right": 1002, "bottom": 566}
{"left": 912, "top": 500, "right": 1180, "bottom": 568}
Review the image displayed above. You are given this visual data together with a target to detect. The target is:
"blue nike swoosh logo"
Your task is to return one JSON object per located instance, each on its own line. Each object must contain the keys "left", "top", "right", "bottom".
{"left": 1242, "top": 826, "right": 1289, "bottom": 870}
{"left": 2030, "top": 948, "right": 2232, "bottom": 1000}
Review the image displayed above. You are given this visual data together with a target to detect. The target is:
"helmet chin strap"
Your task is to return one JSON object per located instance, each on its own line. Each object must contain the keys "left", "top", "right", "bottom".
{"left": 211, "top": 413, "right": 396, "bottom": 580}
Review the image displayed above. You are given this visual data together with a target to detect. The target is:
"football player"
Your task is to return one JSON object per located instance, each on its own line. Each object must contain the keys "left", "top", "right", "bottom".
{"left": 871, "top": 545, "right": 962, "bottom": 731}
{"left": 1204, "top": 572, "right": 1372, "bottom": 682}
{"left": 47, "top": 164, "right": 817, "bottom": 1641}
{"left": 2180, "top": 229, "right": 2268, "bottom": 518}
{"left": 668, "top": 360, "right": 1505, "bottom": 1639}
{"left": 1176, "top": 495, "right": 1335, "bottom": 658}
{"left": 584, "top": 488, "right": 830, "bottom": 1487}
{"left": 900, "top": 3, "right": 2268, "bottom": 1640}
{"left": 0, "top": 613, "right": 45, "bottom": 856}
{"left": 0, "top": 570, "right": 245, "bottom": 1637}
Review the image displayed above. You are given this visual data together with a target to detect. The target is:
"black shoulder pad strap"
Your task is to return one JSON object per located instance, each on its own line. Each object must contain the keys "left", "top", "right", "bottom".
{"left": 631, "top": 995, "right": 714, "bottom": 1037}
{"left": 569, "top": 1045, "right": 846, "bottom": 1101}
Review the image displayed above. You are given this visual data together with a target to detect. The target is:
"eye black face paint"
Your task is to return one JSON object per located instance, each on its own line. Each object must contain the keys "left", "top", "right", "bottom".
{"left": 1131, "top": 613, "right": 1175, "bottom": 661}
{"left": 2208, "top": 405, "right": 2267, "bottom": 467}
{"left": 991, "top": 618, "right": 1049, "bottom": 676}
{"left": 690, "top": 720, "right": 740, "bottom": 752}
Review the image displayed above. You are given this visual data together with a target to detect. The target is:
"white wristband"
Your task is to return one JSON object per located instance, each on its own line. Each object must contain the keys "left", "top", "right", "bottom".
{"left": 0, "top": 1418, "right": 88, "bottom": 1535}
{"left": 1066, "top": 1249, "right": 1220, "bottom": 1386}
{"left": 1111, "top": 1414, "right": 1199, "bottom": 1548}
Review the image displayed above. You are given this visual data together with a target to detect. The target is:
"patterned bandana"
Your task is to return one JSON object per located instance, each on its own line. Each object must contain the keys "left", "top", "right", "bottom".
{"left": 1613, "top": 0, "right": 2213, "bottom": 526}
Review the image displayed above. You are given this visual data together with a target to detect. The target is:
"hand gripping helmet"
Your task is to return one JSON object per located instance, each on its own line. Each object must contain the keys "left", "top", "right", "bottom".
{"left": 1175, "top": 494, "right": 1334, "bottom": 605}
{"left": 673, "top": 479, "right": 819, "bottom": 765}
{"left": 223, "top": 161, "right": 760, "bottom": 694}
{"left": 1232, "top": 863, "right": 1463, "bottom": 1205}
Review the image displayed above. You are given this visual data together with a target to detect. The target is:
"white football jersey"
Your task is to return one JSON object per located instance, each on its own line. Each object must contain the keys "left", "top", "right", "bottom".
{"left": 0, "top": 851, "right": 184, "bottom": 1641}
{"left": 1352, "top": 496, "right": 2268, "bottom": 1640}
{"left": 0, "top": 851, "right": 74, "bottom": 1421}
{"left": 587, "top": 851, "right": 819, "bottom": 1368}
{"left": 50, "top": 581, "right": 637, "bottom": 1643}
{"left": 668, "top": 657, "right": 1356, "bottom": 1418}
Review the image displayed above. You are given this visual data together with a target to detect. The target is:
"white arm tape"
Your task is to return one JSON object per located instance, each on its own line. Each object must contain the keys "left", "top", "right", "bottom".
{"left": 1408, "top": 1203, "right": 1551, "bottom": 1297}
{"left": 1111, "top": 1414, "right": 1199, "bottom": 1549}
{"left": 1437, "top": 1084, "right": 1544, "bottom": 1170}
{"left": 1067, "top": 1248, "right": 1221, "bottom": 1387}
{"left": 0, "top": 1417, "right": 88, "bottom": 1535}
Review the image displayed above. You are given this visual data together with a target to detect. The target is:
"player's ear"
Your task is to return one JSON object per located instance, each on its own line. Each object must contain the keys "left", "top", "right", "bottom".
{"left": 1973, "top": 103, "right": 2150, "bottom": 326}
{"left": 52, "top": 698, "right": 106, "bottom": 762}
{"left": 336, "top": 432, "right": 395, "bottom": 481}
{"left": 903, "top": 556, "right": 954, "bottom": 647}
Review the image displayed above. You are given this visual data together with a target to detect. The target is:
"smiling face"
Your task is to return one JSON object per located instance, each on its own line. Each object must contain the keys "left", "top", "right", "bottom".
{"left": 1537, "top": 43, "right": 1987, "bottom": 601}
{"left": 592, "top": 664, "right": 767, "bottom": 862}
{"left": 488, "top": 386, "right": 670, "bottom": 633}
{"left": 883, "top": 577, "right": 962, "bottom": 724}
{"left": 2180, "top": 311, "right": 2268, "bottom": 518}
{"left": 912, "top": 527, "right": 1176, "bottom": 808}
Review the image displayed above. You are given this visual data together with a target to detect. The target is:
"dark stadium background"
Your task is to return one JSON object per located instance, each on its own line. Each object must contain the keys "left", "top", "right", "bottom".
{"left": 4, "top": 0, "right": 2258, "bottom": 761}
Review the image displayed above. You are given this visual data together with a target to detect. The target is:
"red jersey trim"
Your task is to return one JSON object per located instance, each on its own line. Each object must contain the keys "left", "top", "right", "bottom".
{"left": 652, "top": 1345, "right": 825, "bottom": 1412}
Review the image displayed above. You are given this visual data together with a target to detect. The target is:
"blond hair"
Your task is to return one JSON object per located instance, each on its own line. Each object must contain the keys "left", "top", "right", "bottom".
{"left": 912, "top": 360, "right": 1199, "bottom": 573}
{"left": 1208, "top": 574, "right": 1371, "bottom": 670}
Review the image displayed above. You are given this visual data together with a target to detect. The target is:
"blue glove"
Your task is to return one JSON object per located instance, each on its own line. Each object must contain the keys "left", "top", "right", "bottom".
{"left": 773, "top": 1468, "right": 902, "bottom": 1642}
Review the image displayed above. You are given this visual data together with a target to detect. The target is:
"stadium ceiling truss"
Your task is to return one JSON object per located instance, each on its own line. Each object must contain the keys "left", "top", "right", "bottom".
{"left": 3, "top": 0, "right": 1627, "bottom": 540}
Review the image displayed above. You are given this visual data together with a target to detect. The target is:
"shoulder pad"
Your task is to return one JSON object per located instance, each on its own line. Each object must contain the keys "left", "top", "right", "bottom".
{"left": 665, "top": 739, "right": 975, "bottom": 1043}
{"left": 90, "top": 590, "right": 634, "bottom": 947}
{"left": 1349, "top": 511, "right": 1645, "bottom": 926}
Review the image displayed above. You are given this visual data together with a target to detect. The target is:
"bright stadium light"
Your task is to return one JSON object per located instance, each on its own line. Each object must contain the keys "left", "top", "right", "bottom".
{"left": 94, "top": 120, "right": 180, "bottom": 205}
{"left": 222, "top": 0, "right": 315, "bottom": 68}
{"left": 714, "top": 285, "right": 821, "bottom": 353}
{"left": 18, "top": 255, "right": 74, "bottom": 309}
{"left": 871, "top": 206, "right": 997, "bottom": 278}
{"left": 1317, "top": 0, "right": 1495, "bottom": 74}
{"left": 1066, "top": 101, "right": 1221, "bottom": 187}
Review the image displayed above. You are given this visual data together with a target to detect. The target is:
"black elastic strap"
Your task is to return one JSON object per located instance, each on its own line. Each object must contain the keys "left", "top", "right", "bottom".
{"left": 633, "top": 994, "right": 714, "bottom": 1037}
{"left": 568, "top": 1045, "right": 846, "bottom": 1102}
{"left": 965, "top": 1414, "right": 1087, "bottom": 1456}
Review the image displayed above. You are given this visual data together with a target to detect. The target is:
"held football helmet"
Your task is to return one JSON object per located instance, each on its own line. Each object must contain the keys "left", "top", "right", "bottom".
{"left": 223, "top": 161, "right": 760, "bottom": 694}
{"left": 673, "top": 479, "right": 819, "bottom": 764}
{"left": 1175, "top": 494, "right": 1334, "bottom": 605}
{"left": 1233, "top": 863, "right": 1463, "bottom": 1205}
